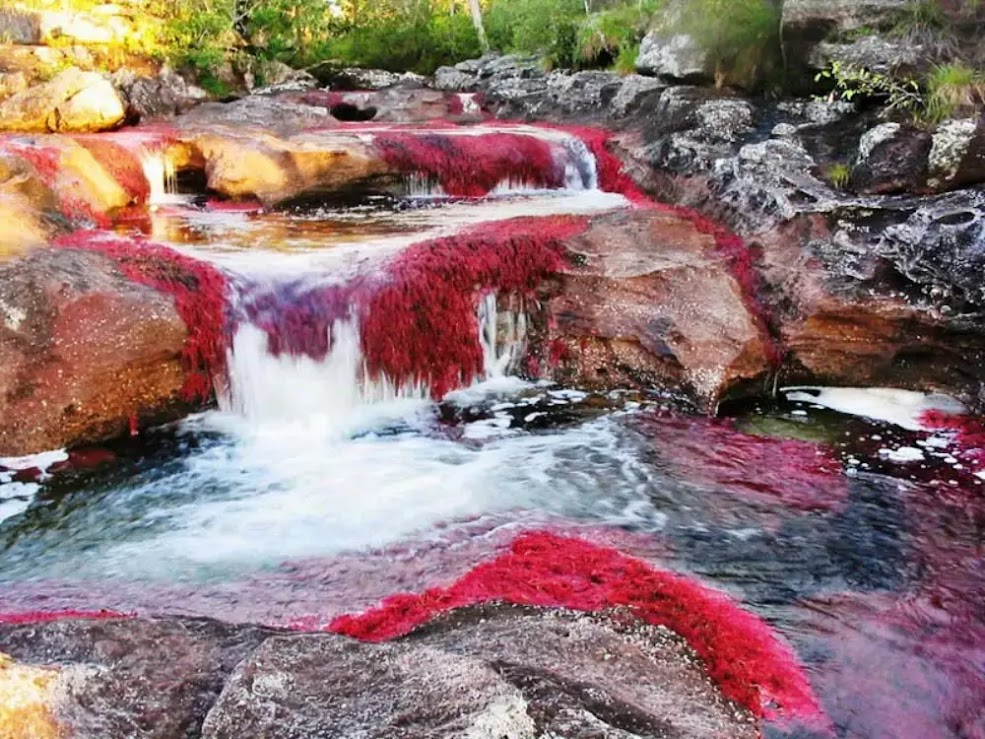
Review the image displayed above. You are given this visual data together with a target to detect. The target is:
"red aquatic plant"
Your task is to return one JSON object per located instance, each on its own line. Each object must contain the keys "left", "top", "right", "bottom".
{"left": 373, "top": 131, "right": 566, "bottom": 196}
{"left": 360, "top": 216, "right": 586, "bottom": 397}
{"left": 53, "top": 231, "right": 229, "bottom": 402}
{"left": 330, "top": 531, "right": 827, "bottom": 726}
{"left": 0, "top": 609, "right": 133, "bottom": 625}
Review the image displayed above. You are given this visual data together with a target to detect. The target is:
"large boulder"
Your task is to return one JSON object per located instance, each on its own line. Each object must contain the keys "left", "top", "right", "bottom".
{"left": 184, "top": 127, "right": 387, "bottom": 205}
{"left": 0, "top": 608, "right": 759, "bottom": 738}
{"left": 0, "top": 67, "right": 125, "bottom": 133}
{"left": 0, "top": 248, "right": 190, "bottom": 456}
{"left": 635, "top": 31, "right": 711, "bottom": 84}
{"left": 531, "top": 208, "right": 774, "bottom": 408}
{"left": 202, "top": 606, "right": 756, "bottom": 738}
{"left": 0, "top": 151, "right": 57, "bottom": 259}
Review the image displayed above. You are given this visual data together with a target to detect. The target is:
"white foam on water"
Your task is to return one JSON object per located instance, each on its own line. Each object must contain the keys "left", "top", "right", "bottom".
{"left": 0, "top": 449, "right": 68, "bottom": 472}
{"left": 0, "top": 482, "right": 40, "bottom": 525}
{"left": 781, "top": 386, "right": 966, "bottom": 431}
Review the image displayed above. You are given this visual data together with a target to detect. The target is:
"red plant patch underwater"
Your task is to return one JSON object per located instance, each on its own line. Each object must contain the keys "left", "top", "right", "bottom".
{"left": 330, "top": 531, "right": 827, "bottom": 727}
{"left": 0, "top": 609, "right": 133, "bottom": 625}
{"left": 53, "top": 231, "right": 229, "bottom": 403}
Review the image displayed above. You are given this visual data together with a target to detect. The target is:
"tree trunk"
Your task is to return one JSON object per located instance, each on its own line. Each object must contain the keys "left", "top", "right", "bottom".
{"left": 467, "top": 0, "right": 490, "bottom": 53}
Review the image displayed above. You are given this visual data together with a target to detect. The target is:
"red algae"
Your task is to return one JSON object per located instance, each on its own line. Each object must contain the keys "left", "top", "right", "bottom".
{"left": 53, "top": 231, "right": 229, "bottom": 402}
{"left": 362, "top": 216, "right": 586, "bottom": 396}
{"left": 71, "top": 137, "right": 149, "bottom": 204}
{"left": 920, "top": 410, "right": 985, "bottom": 471}
{"left": 634, "top": 410, "right": 849, "bottom": 512}
{"left": 0, "top": 609, "right": 133, "bottom": 625}
{"left": 329, "top": 531, "right": 827, "bottom": 726}
{"left": 372, "top": 131, "right": 566, "bottom": 196}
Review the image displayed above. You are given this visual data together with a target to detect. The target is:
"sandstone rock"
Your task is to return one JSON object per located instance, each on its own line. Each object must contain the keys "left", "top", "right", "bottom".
{"left": 0, "top": 72, "right": 30, "bottom": 102}
{"left": 201, "top": 606, "right": 757, "bottom": 738}
{"left": 0, "top": 135, "right": 138, "bottom": 223}
{"left": 0, "top": 151, "right": 57, "bottom": 260}
{"left": 186, "top": 127, "right": 387, "bottom": 205}
{"left": 535, "top": 209, "right": 773, "bottom": 408}
{"left": 851, "top": 122, "right": 931, "bottom": 194}
{"left": 0, "top": 652, "right": 62, "bottom": 739}
{"left": 0, "top": 617, "right": 275, "bottom": 739}
{"left": 250, "top": 60, "right": 317, "bottom": 94}
{"left": 113, "top": 67, "right": 210, "bottom": 121}
{"left": 0, "top": 8, "right": 41, "bottom": 45}
{"left": 0, "top": 67, "right": 125, "bottom": 133}
{"left": 636, "top": 31, "right": 711, "bottom": 83}
{"left": 0, "top": 248, "right": 190, "bottom": 456}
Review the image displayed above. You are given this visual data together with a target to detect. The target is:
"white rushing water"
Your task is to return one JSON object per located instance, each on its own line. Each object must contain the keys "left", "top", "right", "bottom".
{"left": 140, "top": 148, "right": 183, "bottom": 207}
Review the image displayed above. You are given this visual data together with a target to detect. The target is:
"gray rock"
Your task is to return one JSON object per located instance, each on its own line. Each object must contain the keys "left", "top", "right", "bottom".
{"left": 782, "top": 0, "right": 910, "bottom": 38}
{"left": 113, "top": 67, "right": 209, "bottom": 120}
{"left": 928, "top": 118, "right": 979, "bottom": 190}
{"left": 0, "top": 7, "right": 41, "bottom": 44}
{"left": 809, "top": 34, "right": 922, "bottom": 73}
{"left": 546, "top": 70, "right": 623, "bottom": 112}
{"left": 694, "top": 98, "right": 755, "bottom": 143}
{"left": 201, "top": 606, "right": 758, "bottom": 739}
{"left": 851, "top": 122, "right": 931, "bottom": 194}
{"left": 610, "top": 74, "right": 665, "bottom": 117}
{"left": 432, "top": 65, "right": 477, "bottom": 91}
{"left": 635, "top": 31, "right": 710, "bottom": 83}
{"left": 0, "top": 616, "right": 277, "bottom": 739}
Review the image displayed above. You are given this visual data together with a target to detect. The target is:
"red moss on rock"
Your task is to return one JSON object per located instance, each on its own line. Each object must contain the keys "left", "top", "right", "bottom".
{"left": 362, "top": 216, "right": 586, "bottom": 396}
{"left": 329, "top": 531, "right": 827, "bottom": 725}
{"left": 0, "top": 609, "right": 133, "bottom": 625}
{"left": 920, "top": 411, "right": 985, "bottom": 471}
{"left": 71, "top": 137, "right": 149, "bottom": 204}
{"left": 373, "top": 131, "right": 566, "bottom": 196}
{"left": 53, "top": 231, "right": 229, "bottom": 402}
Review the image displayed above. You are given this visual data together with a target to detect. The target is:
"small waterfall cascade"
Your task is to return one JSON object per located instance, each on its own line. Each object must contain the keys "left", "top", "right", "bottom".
{"left": 221, "top": 291, "right": 529, "bottom": 433}
{"left": 139, "top": 148, "right": 179, "bottom": 207}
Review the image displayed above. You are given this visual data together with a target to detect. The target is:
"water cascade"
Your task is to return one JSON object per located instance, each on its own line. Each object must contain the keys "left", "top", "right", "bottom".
{"left": 139, "top": 147, "right": 179, "bottom": 207}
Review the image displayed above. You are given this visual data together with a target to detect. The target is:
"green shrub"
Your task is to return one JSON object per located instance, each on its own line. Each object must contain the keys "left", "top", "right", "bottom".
{"left": 668, "top": 0, "right": 782, "bottom": 89}
{"left": 486, "top": 0, "right": 584, "bottom": 68}
{"left": 815, "top": 60, "right": 924, "bottom": 115}
{"left": 576, "top": 0, "right": 662, "bottom": 69}
{"left": 925, "top": 62, "right": 985, "bottom": 122}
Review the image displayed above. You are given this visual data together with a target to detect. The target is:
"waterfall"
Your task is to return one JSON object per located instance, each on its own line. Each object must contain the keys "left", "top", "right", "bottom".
{"left": 140, "top": 148, "right": 178, "bottom": 207}
{"left": 222, "top": 292, "right": 529, "bottom": 432}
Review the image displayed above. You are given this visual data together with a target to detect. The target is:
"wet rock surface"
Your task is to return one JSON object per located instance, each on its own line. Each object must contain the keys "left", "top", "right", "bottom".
{"left": 0, "top": 616, "right": 276, "bottom": 739}
{"left": 0, "top": 248, "right": 190, "bottom": 456}
{"left": 0, "top": 607, "right": 758, "bottom": 739}
{"left": 535, "top": 208, "right": 773, "bottom": 408}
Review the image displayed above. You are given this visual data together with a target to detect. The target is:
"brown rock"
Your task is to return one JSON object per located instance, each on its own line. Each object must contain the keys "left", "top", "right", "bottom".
{"left": 0, "top": 152, "right": 56, "bottom": 260}
{"left": 0, "top": 652, "right": 62, "bottom": 739}
{"left": 0, "top": 248, "right": 190, "bottom": 456}
{"left": 0, "top": 67, "right": 125, "bottom": 133}
{"left": 533, "top": 209, "right": 774, "bottom": 409}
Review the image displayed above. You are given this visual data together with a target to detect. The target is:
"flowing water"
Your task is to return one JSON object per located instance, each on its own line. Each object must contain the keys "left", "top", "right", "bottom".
{"left": 2, "top": 138, "right": 984, "bottom": 738}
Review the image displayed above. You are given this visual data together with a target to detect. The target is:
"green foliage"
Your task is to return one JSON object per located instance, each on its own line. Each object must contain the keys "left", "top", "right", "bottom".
{"left": 319, "top": 8, "right": 482, "bottom": 74}
{"left": 576, "top": 0, "right": 662, "bottom": 69}
{"left": 486, "top": 0, "right": 585, "bottom": 69}
{"left": 614, "top": 43, "right": 640, "bottom": 75}
{"left": 925, "top": 62, "right": 985, "bottom": 122}
{"left": 668, "top": 0, "right": 782, "bottom": 89}
{"left": 825, "top": 162, "right": 851, "bottom": 189}
{"left": 815, "top": 60, "right": 924, "bottom": 115}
